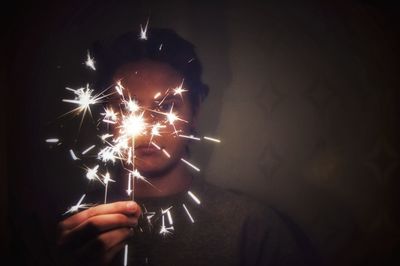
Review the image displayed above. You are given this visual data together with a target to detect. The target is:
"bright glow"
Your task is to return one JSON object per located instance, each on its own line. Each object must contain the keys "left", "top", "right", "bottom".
{"left": 46, "top": 138, "right": 59, "bottom": 143}
{"left": 124, "top": 244, "right": 128, "bottom": 266}
{"left": 82, "top": 144, "right": 95, "bottom": 155}
{"left": 125, "top": 98, "right": 140, "bottom": 113}
{"left": 188, "top": 191, "right": 201, "bottom": 205}
{"left": 115, "top": 81, "right": 124, "bottom": 95}
{"left": 63, "top": 194, "right": 90, "bottom": 215}
{"left": 204, "top": 136, "right": 221, "bottom": 143}
{"left": 159, "top": 215, "right": 174, "bottom": 236}
{"left": 69, "top": 149, "right": 80, "bottom": 160}
{"left": 120, "top": 112, "right": 146, "bottom": 138}
{"left": 179, "top": 134, "right": 201, "bottom": 141}
{"left": 126, "top": 173, "right": 132, "bottom": 196}
{"left": 85, "top": 165, "right": 103, "bottom": 184}
{"left": 100, "top": 133, "right": 113, "bottom": 140}
{"left": 84, "top": 50, "right": 96, "bottom": 71}
{"left": 181, "top": 158, "right": 200, "bottom": 172}
{"left": 139, "top": 18, "right": 149, "bottom": 40}
{"left": 154, "top": 92, "right": 161, "bottom": 99}
{"left": 162, "top": 149, "right": 171, "bottom": 158}
{"left": 182, "top": 203, "right": 195, "bottom": 223}
{"left": 173, "top": 80, "right": 187, "bottom": 98}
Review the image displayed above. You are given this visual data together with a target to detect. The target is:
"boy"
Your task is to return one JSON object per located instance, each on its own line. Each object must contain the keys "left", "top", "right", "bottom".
{"left": 57, "top": 28, "right": 318, "bottom": 266}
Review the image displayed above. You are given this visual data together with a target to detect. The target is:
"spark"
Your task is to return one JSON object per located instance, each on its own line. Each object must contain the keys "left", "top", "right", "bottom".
{"left": 167, "top": 209, "right": 173, "bottom": 225}
{"left": 154, "top": 92, "right": 161, "bottom": 99}
{"left": 188, "top": 191, "right": 201, "bottom": 205}
{"left": 46, "top": 138, "right": 59, "bottom": 143}
{"left": 172, "top": 80, "right": 187, "bottom": 98}
{"left": 188, "top": 58, "right": 194, "bottom": 63}
{"left": 103, "top": 119, "right": 116, "bottom": 124}
{"left": 98, "top": 147, "right": 117, "bottom": 163}
{"left": 148, "top": 103, "right": 188, "bottom": 135}
{"left": 166, "top": 104, "right": 187, "bottom": 125}
{"left": 62, "top": 84, "right": 111, "bottom": 125}
{"left": 159, "top": 43, "right": 163, "bottom": 50}
{"left": 85, "top": 165, "right": 103, "bottom": 184}
{"left": 151, "top": 141, "right": 161, "bottom": 150}
{"left": 162, "top": 149, "right": 171, "bottom": 158}
{"left": 101, "top": 107, "right": 118, "bottom": 121}
{"left": 204, "top": 136, "right": 221, "bottom": 143}
{"left": 139, "top": 18, "right": 149, "bottom": 40}
{"left": 81, "top": 144, "right": 96, "bottom": 155}
{"left": 178, "top": 134, "right": 201, "bottom": 141}
{"left": 130, "top": 169, "right": 159, "bottom": 191}
{"left": 182, "top": 203, "right": 195, "bottom": 223}
{"left": 124, "top": 244, "right": 128, "bottom": 266}
{"left": 181, "top": 158, "right": 200, "bottom": 172}
{"left": 149, "top": 123, "right": 165, "bottom": 144}
{"left": 126, "top": 173, "right": 132, "bottom": 196}
{"left": 161, "top": 206, "right": 173, "bottom": 215}
{"left": 84, "top": 50, "right": 96, "bottom": 70}
{"left": 142, "top": 205, "right": 156, "bottom": 225}
{"left": 63, "top": 194, "right": 90, "bottom": 215}
{"left": 127, "top": 147, "right": 133, "bottom": 165}
{"left": 115, "top": 81, "right": 125, "bottom": 96}
{"left": 151, "top": 123, "right": 165, "bottom": 137}
{"left": 125, "top": 97, "right": 140, "bottom": 113}
{"left": 69, "top": 149, "right": 80, "bottom": 160}
{"left": 102, "top": 171, "right": 115, "bottom": 184}
{"left": 100, "top": 133, "right": 113, "bottom": 140}
{"left": 102, "top": 172, "right": 115, "bottom": 204}
{"left": 159, "top": 215, "right": 174, "bottom": 236}
{"left": 120, "top": 111, "right": 146, "bottom": 138}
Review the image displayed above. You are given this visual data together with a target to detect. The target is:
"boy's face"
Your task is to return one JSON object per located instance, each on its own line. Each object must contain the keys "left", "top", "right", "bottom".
{"left": 112, "top": 60, "right": 195, "bottom": 177}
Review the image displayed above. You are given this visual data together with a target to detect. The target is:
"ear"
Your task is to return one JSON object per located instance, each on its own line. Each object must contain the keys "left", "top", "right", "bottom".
{"left": 190, "top": 97, "right": 201, "bottom": 134}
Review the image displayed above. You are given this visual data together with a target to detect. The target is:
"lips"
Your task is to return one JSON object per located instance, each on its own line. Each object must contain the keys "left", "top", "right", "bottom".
{"left": 135, "top": 145, "right": 161, "bottom": 154}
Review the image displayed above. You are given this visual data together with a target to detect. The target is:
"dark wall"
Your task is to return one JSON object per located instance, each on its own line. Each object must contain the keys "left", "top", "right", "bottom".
{"left": 4, "top": 0, "right": 400, "bottom": 265}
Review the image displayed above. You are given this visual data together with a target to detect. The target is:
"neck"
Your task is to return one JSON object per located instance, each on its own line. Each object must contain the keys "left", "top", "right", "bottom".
{"left": 133, "top": 163, "right": 192, "bottom": 198}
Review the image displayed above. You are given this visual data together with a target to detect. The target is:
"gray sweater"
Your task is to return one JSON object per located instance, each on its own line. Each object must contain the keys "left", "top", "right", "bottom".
{"left": 114, "top": 181, "right": 319, "bottom": 266}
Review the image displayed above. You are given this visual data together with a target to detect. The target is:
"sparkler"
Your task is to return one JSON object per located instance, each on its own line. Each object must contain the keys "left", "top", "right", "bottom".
{"left": 187, "top": 191, "right": 201, "bottom": 205}
{"left": 81, "top": 144, "right": 96, "bottom": 155}
{"left": 181, "top": 158, "right": 201, "bottom": 172}
{"left": 45, "top": 138, "right": 59, "bottom": 143}
{"left": 57, "top": 25, "right": 222, "bottom": 265}
{"left": 182, "top": 203, "right": 195, "bottom": 223}
{"left": 69, "top": 149, "right": 80, "bottom": 160}
{"left": 85, "top": 50, "right": 96, "bottom": 71}
{"left": 102, "top": 172, "right": 115, "bottom": 204}
{"left": 63, "top": 194, "right": 90, "bottom": 215}
{"left": 203, "top": 136, "right": 221, "bottom": 143}
{"left": 139, "top": 19, "right": 149, "bottom": 40}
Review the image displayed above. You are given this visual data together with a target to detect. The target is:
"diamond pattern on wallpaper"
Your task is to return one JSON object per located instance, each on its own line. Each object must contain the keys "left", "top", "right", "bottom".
{"left": 304, "top": 76, "right": 335, "bottom": 114}
{"left": 258, "top": 143, "right": 283, "bottom": 179}
{"left": 256, "top": 82, "right": 285, "bottom": 115}
{"left": 365, "top": 138, "right": 399, "bottom": 185}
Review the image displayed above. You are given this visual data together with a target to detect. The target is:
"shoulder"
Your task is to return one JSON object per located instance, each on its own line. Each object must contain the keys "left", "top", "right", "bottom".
{"left": 200, "top": 181, "right": 272, "bottom": 219}
{"left": 198, "top": 182, "right": 322, "bottom": 266}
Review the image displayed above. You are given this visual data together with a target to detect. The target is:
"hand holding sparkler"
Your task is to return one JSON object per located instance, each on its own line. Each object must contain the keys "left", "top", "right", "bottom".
{"left": 57, "top": 201, "right": 141, "bottom": 266}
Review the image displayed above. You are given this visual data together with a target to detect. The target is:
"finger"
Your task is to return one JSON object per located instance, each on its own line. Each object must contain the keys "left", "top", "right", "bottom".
{"left": 59, "top": 213, "right": 137, "bottom": 247}
{"left": 60, "top": 201, "right": 141, "bottom": 230}
{"left": 75, "top": 228, "right": 133, "bottom": 264}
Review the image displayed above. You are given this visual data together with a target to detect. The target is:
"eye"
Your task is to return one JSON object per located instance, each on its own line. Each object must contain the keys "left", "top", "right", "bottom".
{"left": 158, "top": 101, "right": 174, "bottom": 112}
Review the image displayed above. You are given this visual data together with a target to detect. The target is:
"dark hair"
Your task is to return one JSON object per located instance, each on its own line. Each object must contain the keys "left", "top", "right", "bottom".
{"left": 93, "top": 28, "right": 209, "bottom": 110}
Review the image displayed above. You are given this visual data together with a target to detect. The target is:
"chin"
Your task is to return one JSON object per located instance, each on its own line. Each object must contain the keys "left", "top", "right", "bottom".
{"left": 135, "top": 158, "right": 178, "bottom": 178}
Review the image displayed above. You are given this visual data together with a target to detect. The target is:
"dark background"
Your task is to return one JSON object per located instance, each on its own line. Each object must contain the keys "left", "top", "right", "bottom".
{"left": 3, "top": 0, "right": 400, "bottom": 265}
